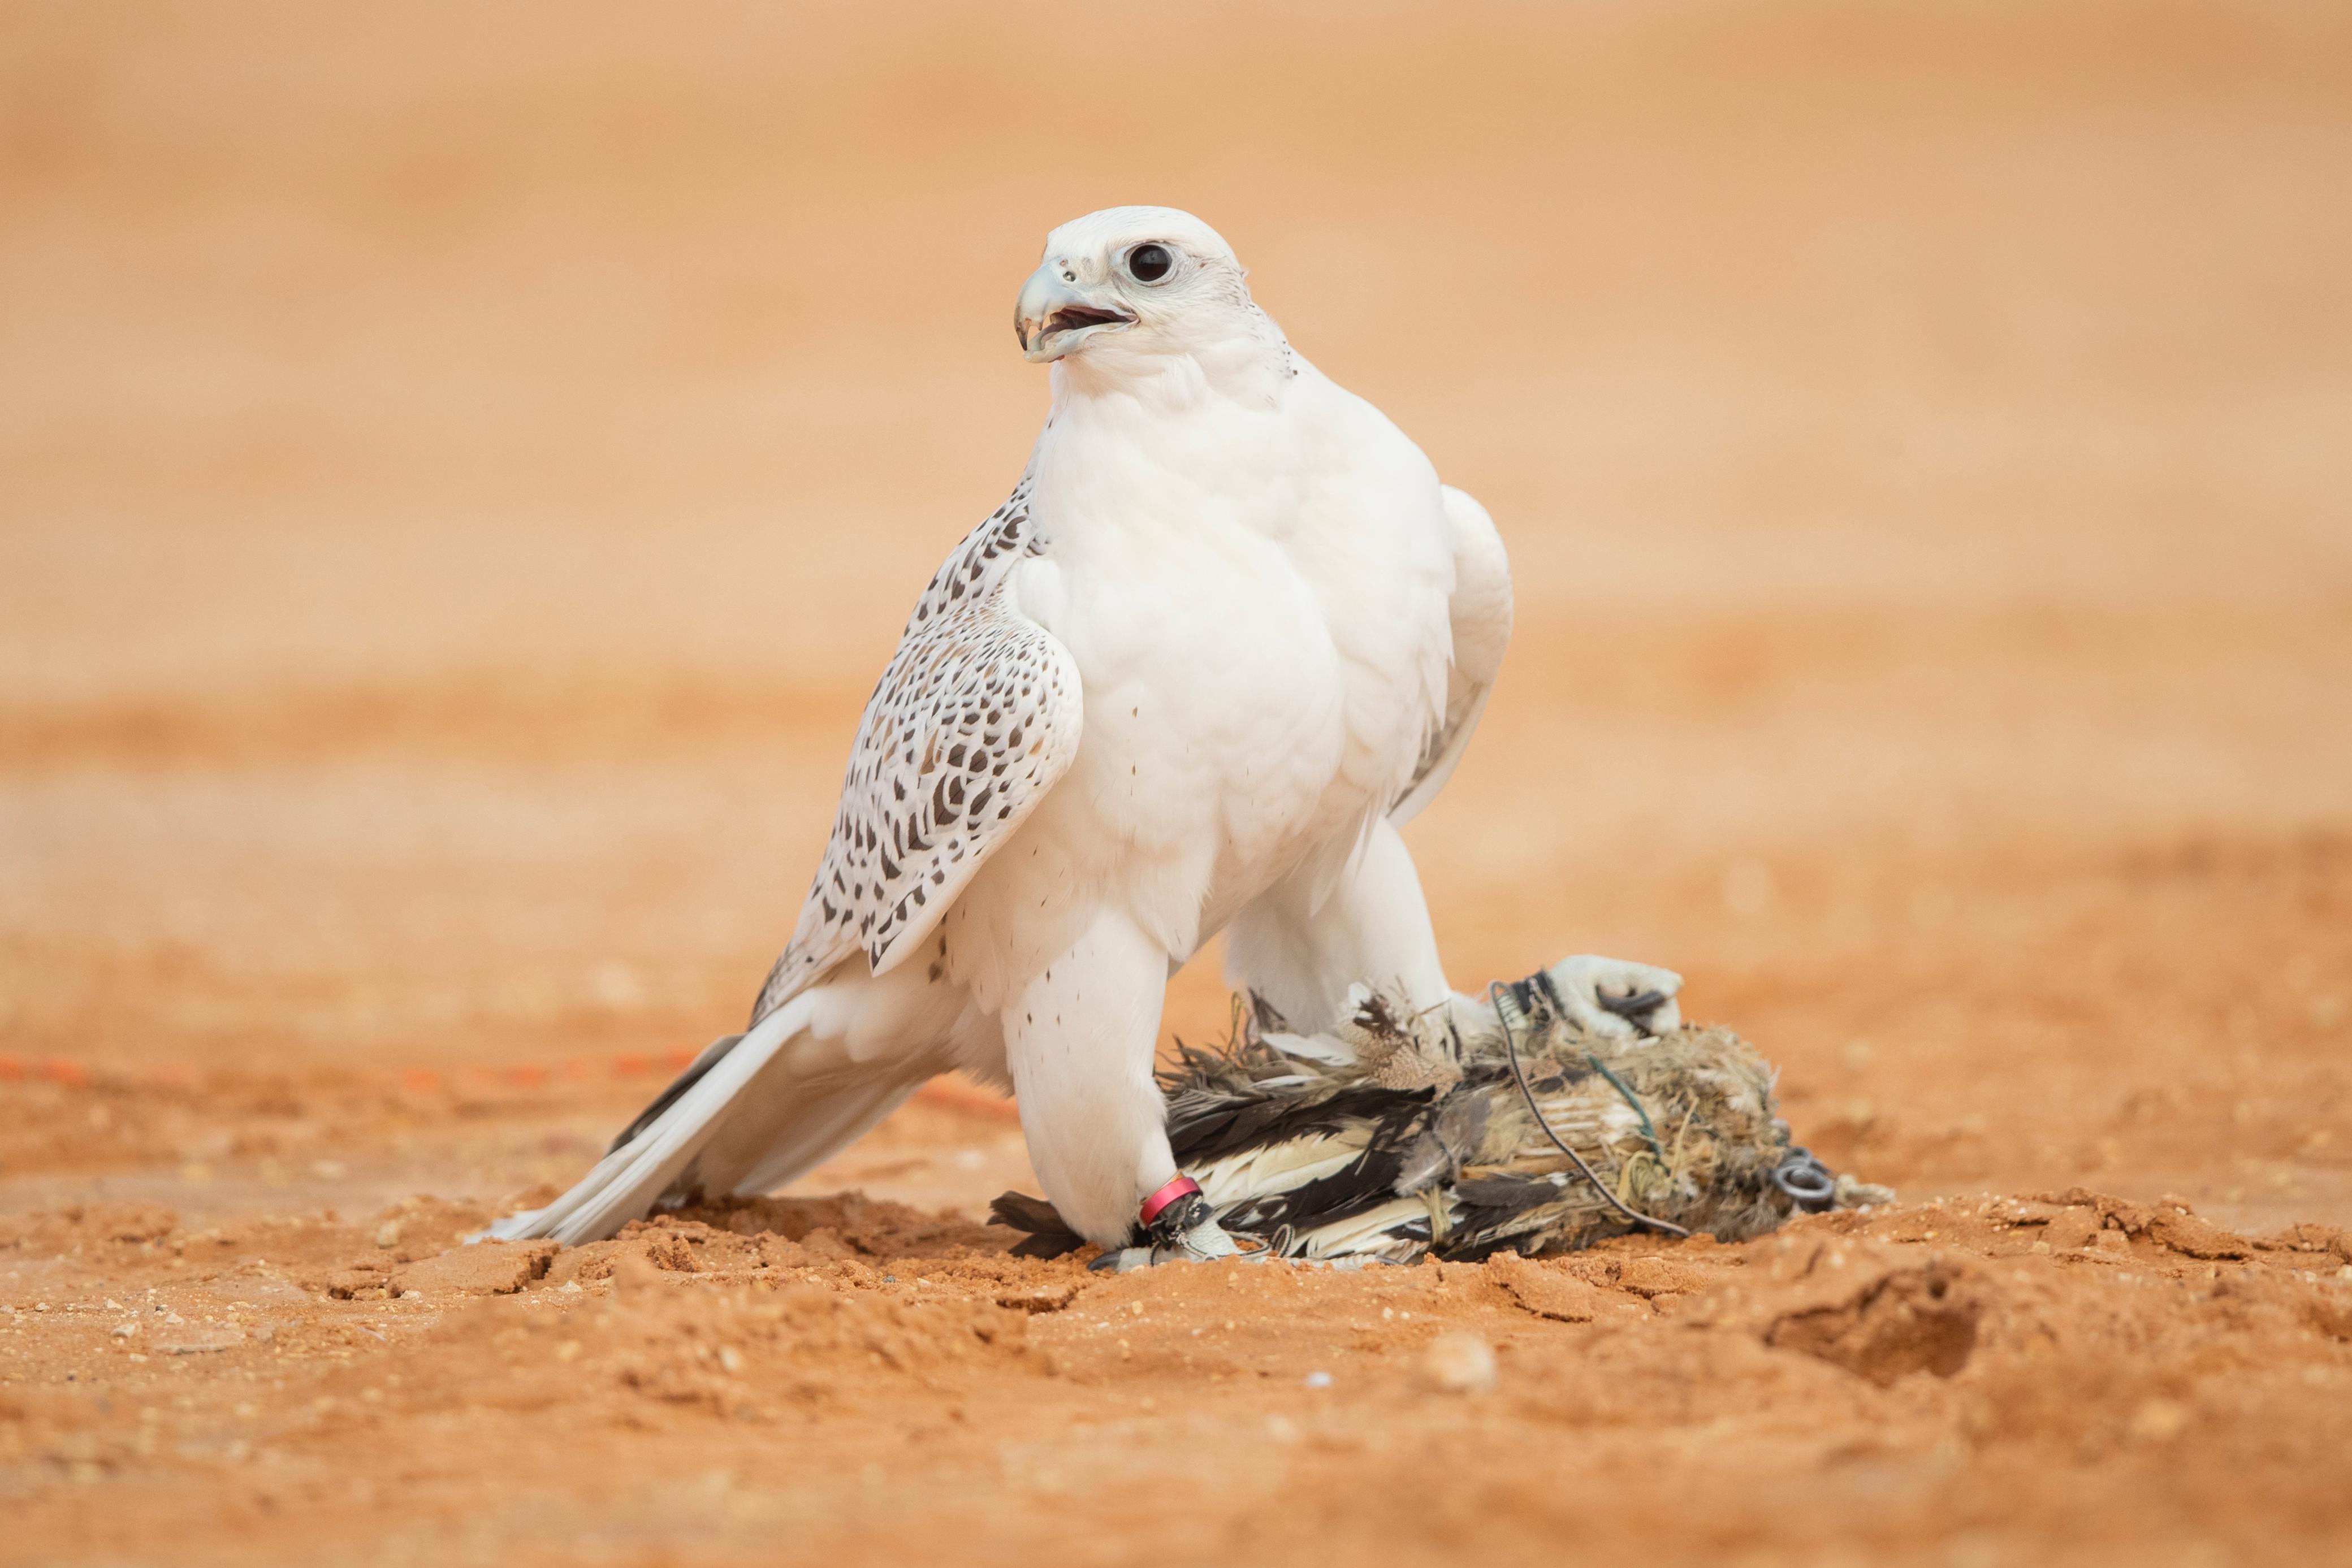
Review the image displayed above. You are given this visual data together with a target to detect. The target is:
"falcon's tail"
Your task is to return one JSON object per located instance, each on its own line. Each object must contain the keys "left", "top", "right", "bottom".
{"left": 485, "top": 990, "right": 920, "bottom": 1246}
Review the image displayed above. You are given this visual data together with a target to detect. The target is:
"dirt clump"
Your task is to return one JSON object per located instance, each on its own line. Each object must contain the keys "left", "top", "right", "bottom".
{"left": 1765, "top": 1259, "right": 1983, "bottom": 1385}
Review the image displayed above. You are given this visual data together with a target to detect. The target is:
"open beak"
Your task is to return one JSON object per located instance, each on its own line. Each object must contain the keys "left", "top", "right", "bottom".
{"left": 1014, "top": 265, "right": 1135, "bottom": 363}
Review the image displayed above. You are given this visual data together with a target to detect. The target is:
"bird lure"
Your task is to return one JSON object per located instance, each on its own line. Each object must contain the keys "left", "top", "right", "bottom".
{"left": 992, "top": 970, "right": 1887, "bottom": 1264}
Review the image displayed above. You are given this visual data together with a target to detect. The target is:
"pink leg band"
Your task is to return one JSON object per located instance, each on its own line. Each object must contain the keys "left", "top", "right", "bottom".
{"left": 1138, "top": 1174, "right": 1203, "bottom": 1228}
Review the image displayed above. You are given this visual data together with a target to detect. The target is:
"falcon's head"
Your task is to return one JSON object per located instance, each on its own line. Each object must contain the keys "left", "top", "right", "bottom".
{"left": 1014, "top": 207, "right": 1268, "bottom": 370}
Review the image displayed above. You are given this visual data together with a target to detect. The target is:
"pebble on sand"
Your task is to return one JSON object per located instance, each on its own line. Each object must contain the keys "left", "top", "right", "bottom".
{"left": 1417, "top": 1333, "right": 1498, "bottom": 1395}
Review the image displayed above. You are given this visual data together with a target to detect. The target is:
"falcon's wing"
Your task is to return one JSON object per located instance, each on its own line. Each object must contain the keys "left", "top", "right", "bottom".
{"left": 750, "top": 484, "right": 1082, "bottom": 1023}
{"left": 1391, "top": 486, "right": 1512, "bottom": 825}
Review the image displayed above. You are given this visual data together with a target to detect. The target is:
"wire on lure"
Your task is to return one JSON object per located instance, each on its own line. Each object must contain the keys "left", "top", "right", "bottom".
{"left": 1488, "top": 981, "right": 1692, "bottom": 1240}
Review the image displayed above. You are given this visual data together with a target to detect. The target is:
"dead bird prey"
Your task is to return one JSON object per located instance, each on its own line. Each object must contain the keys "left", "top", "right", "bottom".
{"left": 992, "top": 961, "right": 1888, "bottom": 1268}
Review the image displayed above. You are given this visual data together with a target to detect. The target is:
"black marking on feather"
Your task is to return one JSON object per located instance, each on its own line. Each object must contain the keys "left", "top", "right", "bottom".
{"left": 607, "top": 1033, "right": 743, "bottom": 1154}
{"left": 987, "top": 1190, "right": 1086, "bottom": 1259}
{"left": 1167, "top": 1084, "right": 1433, "bottom": 1168}
{"left": 1215, "top": 1150, "right": 1412, "bottom": 1237}
{"left": 1437, "top": 1231, "right": 1553, "bottom": 1264}
{"left": 743, "top": 476, "right": 1079, "bottom": 1024}
{"left": 1454, "top": 1174, "right": 1567, "bottom": 1211}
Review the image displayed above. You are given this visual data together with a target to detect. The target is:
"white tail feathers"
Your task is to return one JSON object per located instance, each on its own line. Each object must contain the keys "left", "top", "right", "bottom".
{"left": 486, "top": 992, "right": 816, "bottom": 1246}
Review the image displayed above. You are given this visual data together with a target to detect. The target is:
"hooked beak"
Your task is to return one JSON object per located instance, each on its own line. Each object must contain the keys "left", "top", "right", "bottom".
{"left": 1014, "top": 264, "right": 1135, "bottom": 362}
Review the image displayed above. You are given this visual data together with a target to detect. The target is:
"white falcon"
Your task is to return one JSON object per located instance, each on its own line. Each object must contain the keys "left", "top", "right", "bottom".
{"left": 494, "top": 206, "right": 1682, "bottom": 1262}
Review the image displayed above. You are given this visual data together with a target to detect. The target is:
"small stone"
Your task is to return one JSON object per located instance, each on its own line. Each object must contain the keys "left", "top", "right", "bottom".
{"left": 1417, "top": 1332, "right": 1498, "bottom": 1395}
{"left": 111, "top": 1323, "right": 139, "bottom": 1339}
{"left": 374, "top": 1222, "right": 402, "bottom": 1249}
{"left": 1303, "top": 1370, "right": 1333, "bottom": 1389}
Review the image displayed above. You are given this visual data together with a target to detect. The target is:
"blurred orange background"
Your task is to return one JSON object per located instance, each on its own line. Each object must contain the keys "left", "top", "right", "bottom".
{"left": 2, "top": 0, "right": 2348, "bottom": 1218}
{"left": 6, "top": 8, "right": 2352, "bottom": 1564}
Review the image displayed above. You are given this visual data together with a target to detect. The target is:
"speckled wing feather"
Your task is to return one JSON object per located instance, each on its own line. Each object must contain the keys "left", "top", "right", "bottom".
{"left": 749, "top": 482, "right": 1081, "bottom": 1024}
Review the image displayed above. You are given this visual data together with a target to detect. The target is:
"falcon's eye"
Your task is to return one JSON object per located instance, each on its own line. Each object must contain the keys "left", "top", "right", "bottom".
{"left": 1124, "top": 243, "right": 1175, "bottom": 285}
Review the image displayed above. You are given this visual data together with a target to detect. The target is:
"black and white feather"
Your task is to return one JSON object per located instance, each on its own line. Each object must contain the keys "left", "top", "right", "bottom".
{"left": 995, "top": 971, "right": 1883, "bottom": 1263}
{"left": 750, "top": 479, "right": 1079, "bottom": 1021}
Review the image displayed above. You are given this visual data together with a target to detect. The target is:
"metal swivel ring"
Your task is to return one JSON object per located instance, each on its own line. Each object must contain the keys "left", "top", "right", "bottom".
{"left": 1771, "top": 1146, "right": 1838, "bottom": 1212}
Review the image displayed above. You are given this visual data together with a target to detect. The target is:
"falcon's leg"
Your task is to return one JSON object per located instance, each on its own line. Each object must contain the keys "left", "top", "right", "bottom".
{"left": 1226, "top": 818, "right": 1686, "bottom": 1041}
{"left": 1004, "top": 906, "right": 1234, "bottom": 1258}
{"left": 1225, "top": 817, "right": 1451, "bottom": 1034}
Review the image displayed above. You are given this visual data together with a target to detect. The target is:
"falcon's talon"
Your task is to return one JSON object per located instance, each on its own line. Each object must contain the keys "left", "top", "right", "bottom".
{"left": 1089, "top": 1229, "right": 1248, "bottom": 1274}
{"left": 1596, "top": 987, "right": 1670, "bottom": 1021}
{"left": 1538, "top": 955, "right": 1686, "bottom": 1039}
{"left": 1090, "top": 1208, "right": 1249, "bottom": 1271}
{"left": 1155, "top": 1215, "right": 1242, "bottom": 1265}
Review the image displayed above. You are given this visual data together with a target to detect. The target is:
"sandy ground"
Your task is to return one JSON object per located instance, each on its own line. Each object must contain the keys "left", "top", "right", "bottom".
{"left": 3, "top": 3, "right": 2350, "bottom": 1563}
